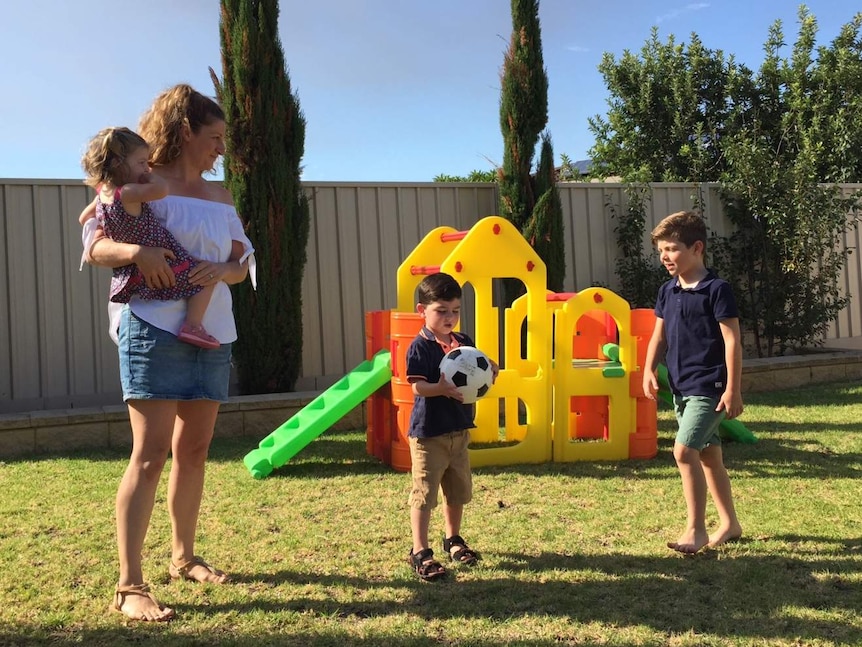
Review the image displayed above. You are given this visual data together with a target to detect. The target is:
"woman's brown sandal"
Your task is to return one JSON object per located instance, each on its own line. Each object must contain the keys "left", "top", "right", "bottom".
{"left": 407, "top": 548, "right": 446, "bottom": 581}
{"left": 169, "top": 556, "right": 231, "bottom": 583}
{"left": 112, "top": 583, "right": 175, "bottom": 622}
{"left": 443, "top": 535, "right": 480, "bottom": 565}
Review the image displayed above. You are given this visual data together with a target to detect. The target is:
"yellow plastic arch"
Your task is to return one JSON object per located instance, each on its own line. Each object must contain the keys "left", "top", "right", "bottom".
{"left": 442, "top": 218, "right": 551, "bottom": 467}
{"left": 396, "top": 225, "right": 462, "bottom": 313}
{"left": 387, "top": 217, "right": 654, "bottom": 469}
{"left": 552, "top": 288, "right": 635, "bottom": 462}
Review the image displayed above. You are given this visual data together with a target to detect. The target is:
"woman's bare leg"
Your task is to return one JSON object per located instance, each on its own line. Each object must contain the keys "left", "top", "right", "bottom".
{"left": 115, "top": 400, "right": 176, "bottom": 620}
{"left": 168, "top": 399, "right": 228, "bottom": 583}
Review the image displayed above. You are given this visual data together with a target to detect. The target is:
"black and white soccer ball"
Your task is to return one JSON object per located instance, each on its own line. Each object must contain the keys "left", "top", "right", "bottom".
{"left": 439, "top": 346, "right": 494, "bottom": 404}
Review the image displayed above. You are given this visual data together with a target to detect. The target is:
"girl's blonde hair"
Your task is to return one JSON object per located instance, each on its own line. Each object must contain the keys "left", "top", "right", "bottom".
{"left": 81, "top": 127, "right": 148, "bottom": 189}
{"left": 138, "top": 84, "right": 225, "bottom": 166}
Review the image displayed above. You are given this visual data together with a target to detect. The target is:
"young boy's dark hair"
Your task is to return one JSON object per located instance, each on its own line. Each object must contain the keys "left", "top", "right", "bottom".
{"left": 417, "top": 272, "right": 462, "bottom": 304}
{"left": 404, "top": 272, "right": 488, "bottom": 582}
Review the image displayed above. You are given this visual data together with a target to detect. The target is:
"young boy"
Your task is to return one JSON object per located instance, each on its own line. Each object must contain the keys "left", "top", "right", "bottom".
{"left": 642, "top": 211, "right": 744, "bottom": 554}
{"left": 405, "top": 272, "right": 497, "bottom": 580}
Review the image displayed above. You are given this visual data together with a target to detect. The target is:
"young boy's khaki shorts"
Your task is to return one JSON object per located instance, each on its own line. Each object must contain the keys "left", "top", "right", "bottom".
{"left": 408, "top": 429, "right": 472, "bottom": 510}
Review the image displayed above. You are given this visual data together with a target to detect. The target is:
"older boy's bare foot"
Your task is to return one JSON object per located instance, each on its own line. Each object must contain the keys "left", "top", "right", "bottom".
{"left": 112, "top": 584, "right": 175, "bottom": 622}
{"left": 708, "top": 524, "right": 742, "bottom": 547}
{"left": 667, "top": 529, "right": 709, "bottom": 554}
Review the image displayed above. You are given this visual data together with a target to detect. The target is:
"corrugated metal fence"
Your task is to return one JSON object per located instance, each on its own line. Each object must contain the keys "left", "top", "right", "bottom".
{"left": 2, "top": 179, "right": 860, "bottom": 413}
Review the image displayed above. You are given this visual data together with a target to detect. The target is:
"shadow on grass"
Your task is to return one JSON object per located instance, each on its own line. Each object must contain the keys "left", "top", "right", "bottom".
{"left": 226, "top": 547, "right": 862, "bottom": 642}
{"left": 767, "top": 533, "right": 862, "bottom": 553}
{"left": 9, "top": 542, "right": 857, "bottom": 647}
{"left": 0, "top": 628, "right": 607, "bottom": 647}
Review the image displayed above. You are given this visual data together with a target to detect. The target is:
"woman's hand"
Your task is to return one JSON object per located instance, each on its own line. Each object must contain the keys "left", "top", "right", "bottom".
{"left": 189, "top": 260, "right": 228, "bottom": 286}
{"left": 134, "top": 245, "right": 177, "bottom": 290}
{"left": 88, "top": 231, "right": 176, "bottom": 291}
{"left": 189, "top": 254, "right": 248, "bottom": 287}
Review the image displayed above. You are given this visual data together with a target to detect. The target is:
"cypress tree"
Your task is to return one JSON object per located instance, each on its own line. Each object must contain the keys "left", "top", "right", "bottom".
{"left": 526, "top": 134, "right": 565, "bottom": 292}
{"left": 499, "top": 0, "right": 564, "bottom": 300}
{"left": 211, "top": 0, "right": 310, "bottom": 393}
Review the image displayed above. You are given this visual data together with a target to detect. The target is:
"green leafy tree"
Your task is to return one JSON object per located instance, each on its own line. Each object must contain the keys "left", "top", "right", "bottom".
{"left": 588, "top": 27, "right": 743, "bottom": 182}
{"left": 433, "top": 169, "right": 498, "bottom": 182}
{"left": 499, "top": 0, "right": 564, "bottom": 298}
{"left": 590, "top": 6, "right": 862, "bottom": 355}
{"left": 716, "top": 9, "right": 862, "bottom": 355}
{"left": 589, "top": 7, "right": 862, "bottom": 185}
{"left": 211, "top": 0, "right": 310, "bottom": 392}
{"left": 800, "top": 13, "right": 862, "bottom": 182}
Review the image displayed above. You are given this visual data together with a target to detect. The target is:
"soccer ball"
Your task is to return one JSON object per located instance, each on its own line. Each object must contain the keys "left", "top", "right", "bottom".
{"left": 439, "top": 346, "right": 494, "bottom": 404}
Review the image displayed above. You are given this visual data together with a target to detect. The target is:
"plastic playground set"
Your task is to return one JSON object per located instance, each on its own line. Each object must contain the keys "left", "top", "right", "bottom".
{"left": 243, "top": 216, "right": 754, "bottom": 479}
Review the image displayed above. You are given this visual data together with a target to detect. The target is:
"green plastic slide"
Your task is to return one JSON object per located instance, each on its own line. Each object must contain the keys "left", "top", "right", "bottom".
{"left": 243, "top": 350, "right": 393, "bottom": 479}
{"left": 655, "top": 363, "right": 756, "bottom": 444}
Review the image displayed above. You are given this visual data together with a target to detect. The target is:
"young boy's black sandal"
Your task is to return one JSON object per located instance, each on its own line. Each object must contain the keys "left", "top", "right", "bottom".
{"left": 443, "top": 535, "right": 480, "bottom": 565}
{"left": 408, "top": 548, "right": 446, "bottom": 581}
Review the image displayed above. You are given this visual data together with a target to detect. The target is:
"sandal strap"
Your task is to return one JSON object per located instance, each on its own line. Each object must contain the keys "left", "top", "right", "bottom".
{"left": 409, "top": 548, "right": 435, "bottom": 567}
{"left": 443, "top": 535, "right": 467, "bottom": 551}
{"left": 443, "top": 535, "right": 480, "bottom": 563}
{"left": 452, "top": 546, "right": 479, "bottom": 560}
{"left": 172, "top": 555, "right": 211, "bottom": 576}
{"left": 113, "top": 582, "right": 175, "bottom": 621}
{"left": 114, "top": 583, "right": 156, "bottom": 608}
{"left": 408, "top": 548, "right": 446, "bottom": 579}
{"left": 116, "top": 582, "right": 152, "bottom": 596}
{"left": 170, "top": 555, "right": 230, "bottom": 583}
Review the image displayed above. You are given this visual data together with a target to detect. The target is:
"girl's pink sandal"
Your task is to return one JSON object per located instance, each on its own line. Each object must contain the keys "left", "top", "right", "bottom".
{"left": 177, "top": 324, "right": 220, "bottom": 349}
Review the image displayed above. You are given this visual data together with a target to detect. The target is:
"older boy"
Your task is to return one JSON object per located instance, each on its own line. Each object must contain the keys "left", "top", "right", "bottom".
{"left": 405, "top": 272, "right": 496, "bottom": 580}
{"left": 643, "top": 211, "right": 743, "bottom": 554}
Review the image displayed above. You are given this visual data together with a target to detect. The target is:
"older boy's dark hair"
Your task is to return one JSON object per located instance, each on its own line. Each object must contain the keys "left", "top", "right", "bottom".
{"left": 651, "top": 210, "right": 708, "bottom": 251}
{"left": 417, "top": 272, "right": 462, "bottom": 304}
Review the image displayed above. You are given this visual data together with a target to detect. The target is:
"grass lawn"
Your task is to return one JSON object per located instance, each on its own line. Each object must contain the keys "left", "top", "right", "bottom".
{"left": 0, "top": 380, "right": 860, "bottom": 646}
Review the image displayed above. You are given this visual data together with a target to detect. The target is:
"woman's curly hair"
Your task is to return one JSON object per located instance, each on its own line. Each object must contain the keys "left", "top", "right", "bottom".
{"left": 138, "top": 84, "right": 225, "bottom": 167}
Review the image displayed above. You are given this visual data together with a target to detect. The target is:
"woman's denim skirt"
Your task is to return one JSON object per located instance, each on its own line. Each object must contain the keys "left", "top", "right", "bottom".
{"left": 118, "top": 306, "right": 231, "bottom": 402}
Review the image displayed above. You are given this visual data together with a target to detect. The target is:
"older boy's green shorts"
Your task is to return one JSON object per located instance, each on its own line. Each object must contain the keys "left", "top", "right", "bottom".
{"left": 673, "top": 395, "right": 725, "bottom": 450}
{"left": 408, "top": 429, "right": 472, "bottom": 510}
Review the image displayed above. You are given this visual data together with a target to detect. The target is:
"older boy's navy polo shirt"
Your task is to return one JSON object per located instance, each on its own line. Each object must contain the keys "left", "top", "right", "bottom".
{"left": 406, "top": 327, "right": 476, "bottom": 439}
{"left": 655, "top": 270, "right": 739, "bottom": 397}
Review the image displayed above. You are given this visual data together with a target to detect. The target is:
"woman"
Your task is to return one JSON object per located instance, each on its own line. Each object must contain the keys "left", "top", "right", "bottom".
{"left": 84, "top": 84, "right": 255, "bottom": 622}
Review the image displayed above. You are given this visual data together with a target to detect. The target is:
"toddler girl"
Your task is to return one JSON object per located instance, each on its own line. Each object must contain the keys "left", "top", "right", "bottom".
{"left": 80, "top": 126, "right": 219, "bottom": 349}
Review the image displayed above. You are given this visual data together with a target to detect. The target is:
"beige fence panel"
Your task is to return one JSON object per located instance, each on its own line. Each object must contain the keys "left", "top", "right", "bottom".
{"left": 828, "top": 184, "right": 862, "bottom": 343}
{"left": 0, "top": 180, "right": 499, "bottom": 410}
{"left": 296, "top": 183, "right": 497, "bottom": 390}
{"left": 1, "top": 179, "right": 859, "bottom": 413}
{"left": 1, "top": 180, "right": 120, "bottom": 413}
{"left": 558, "top": 182, "right": 732, "bottom": 292}
{"left": 559, "top": 183, "right": 619, "bottom": 290}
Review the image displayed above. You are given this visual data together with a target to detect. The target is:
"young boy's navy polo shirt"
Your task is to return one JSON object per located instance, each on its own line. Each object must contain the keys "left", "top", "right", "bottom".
{"left": 655, "top": 270, "right": 739, "bottom": 397}
{"left": 406, "top": 327, "right": 476, "bottom": 438}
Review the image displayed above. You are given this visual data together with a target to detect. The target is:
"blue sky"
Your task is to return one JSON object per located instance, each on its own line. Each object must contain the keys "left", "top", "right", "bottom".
{"left": 0, "top": 1, "right": 856, "bottom": 182}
